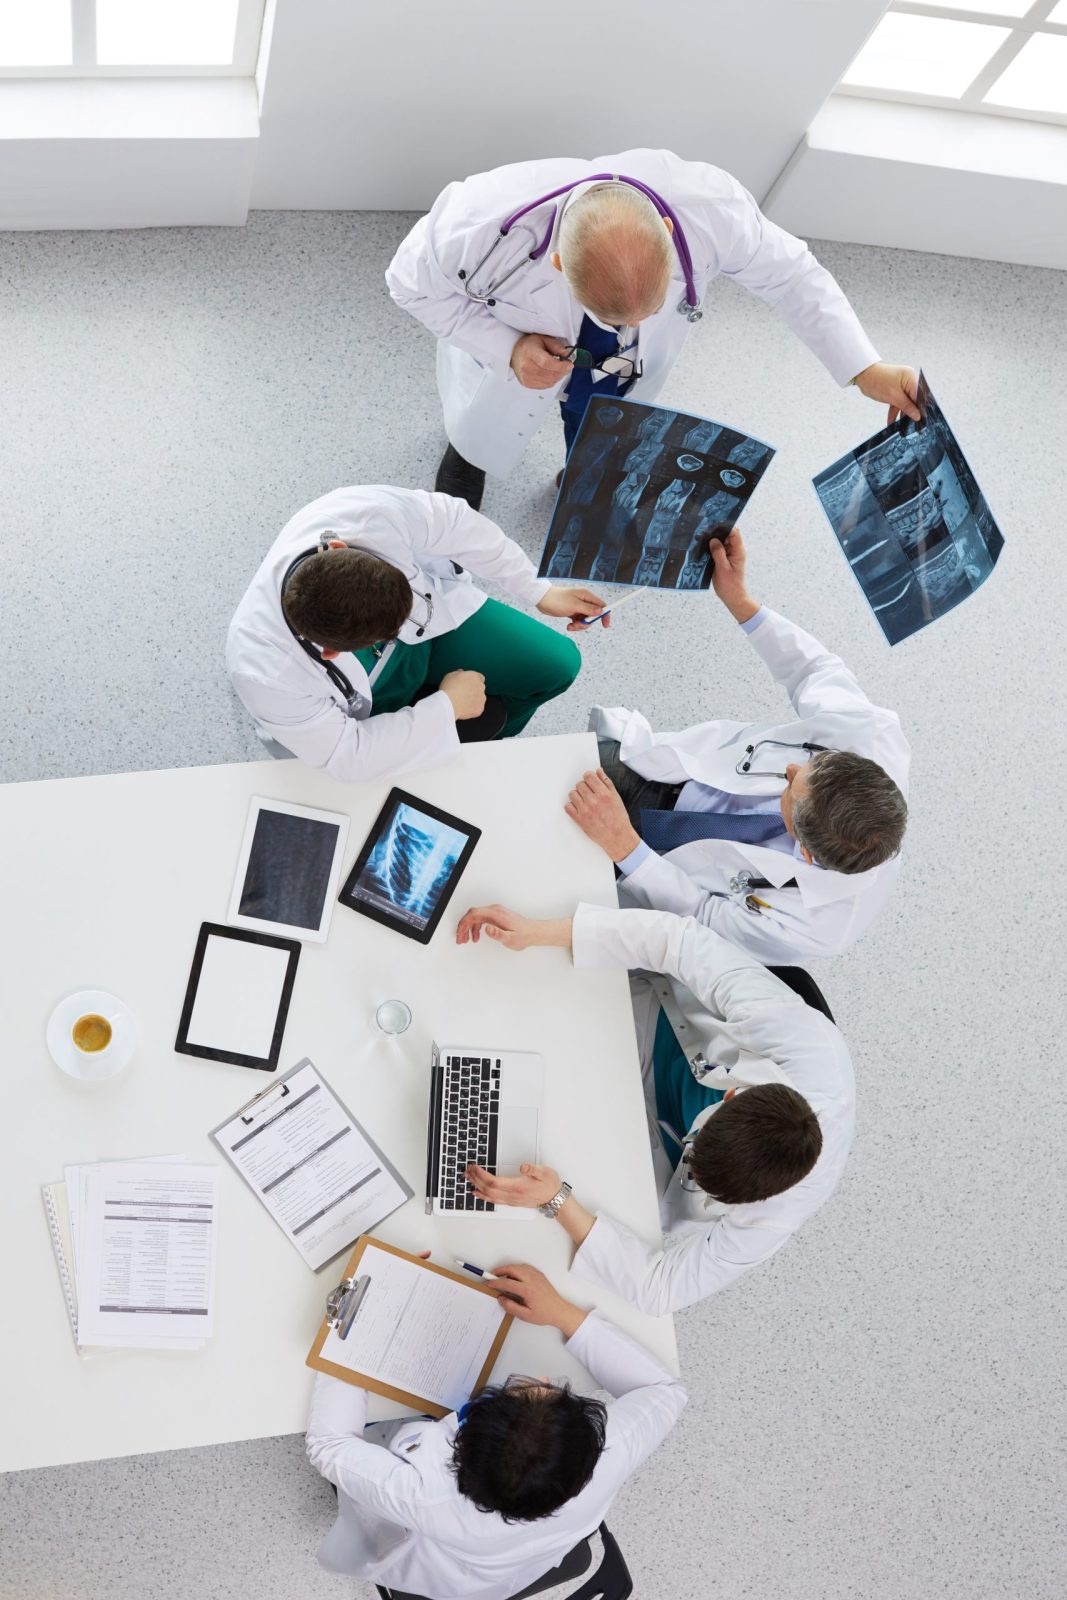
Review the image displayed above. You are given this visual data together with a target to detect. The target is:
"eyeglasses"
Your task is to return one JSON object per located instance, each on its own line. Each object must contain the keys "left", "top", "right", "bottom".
{"left": 565, "top": 345, "right": 643, "bottom": 383}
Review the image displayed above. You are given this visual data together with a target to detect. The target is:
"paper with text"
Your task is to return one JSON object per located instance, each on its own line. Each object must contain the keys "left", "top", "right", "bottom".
{"left": 321, "top": 1245, "right": 507, "bottom": 1412}
{"left": 74, "top": 1163, "right": 218, "bottom": 1347}
{"left": 213, "top": 1060, "right": 410, "bottom": 1270}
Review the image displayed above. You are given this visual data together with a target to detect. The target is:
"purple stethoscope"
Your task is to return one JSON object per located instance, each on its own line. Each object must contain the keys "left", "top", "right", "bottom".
{"left": 457, "top": 174, "right": 703, "bottom": 323}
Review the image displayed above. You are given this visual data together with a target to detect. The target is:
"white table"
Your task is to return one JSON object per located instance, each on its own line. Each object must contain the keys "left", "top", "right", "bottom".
{"left": 0, "top": 734, "right": 676, "bottom": 1471}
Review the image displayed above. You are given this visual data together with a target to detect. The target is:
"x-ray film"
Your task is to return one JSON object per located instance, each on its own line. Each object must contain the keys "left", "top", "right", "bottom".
{"left": 813, "top": 373, "right": 1004, "bottom": 646}
{"left": 338, "top": 789, "right": 481, "bottom": 944}
{"left": 537, "top": 396, "right": 776, "bottom": 590}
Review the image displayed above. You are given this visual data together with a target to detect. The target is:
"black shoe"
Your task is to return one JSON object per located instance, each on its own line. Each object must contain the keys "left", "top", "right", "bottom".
{"left": 413, "top": 686, "right": 508, "bottom": 742}
{"left": 435, "top": 444, "right": 485, "bottom": 512}
{"left": 455, "top": 695, "right": 508, "bottom": 743}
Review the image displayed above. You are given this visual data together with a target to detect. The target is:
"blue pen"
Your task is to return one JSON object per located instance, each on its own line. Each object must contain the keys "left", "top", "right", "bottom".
{"left": 453, "top": 1257, "right": 499, "bottom": 1280}
{"left": 578, "top": 588, "right": 649, "bottom": 626}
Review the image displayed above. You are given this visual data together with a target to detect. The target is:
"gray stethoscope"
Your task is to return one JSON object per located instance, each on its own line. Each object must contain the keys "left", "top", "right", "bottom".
{"left": 735, "top": 738, "right": 829, "bottom": 781}
{"left": 280, "top": 533, "right": 435, "bottom": 716}
{"left": 457, "top": 173, "right": 703, "bottom": 323}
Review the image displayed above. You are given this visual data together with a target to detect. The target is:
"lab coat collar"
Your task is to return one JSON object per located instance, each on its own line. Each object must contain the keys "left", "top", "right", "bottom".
{"left": 724, "top": 840, "right": 878, "bottom": 907}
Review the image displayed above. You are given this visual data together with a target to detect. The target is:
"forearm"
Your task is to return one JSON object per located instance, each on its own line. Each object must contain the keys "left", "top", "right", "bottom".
{"left": 527, "top": 916, "right": 574, "bottom": 950}
{"left": 421, "top": 491, "right": 549, "bottom": 606}
{"left": 555, "top": 1193, "right": 597, "bottom": 1250}
{"left": 306, "top": 1372, "right": 369, "bottom": 1483}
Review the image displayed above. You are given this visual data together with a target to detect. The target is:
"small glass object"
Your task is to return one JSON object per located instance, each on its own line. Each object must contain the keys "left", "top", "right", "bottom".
{"left": 374, "top": 999, "right": 412, "bottom": 1037}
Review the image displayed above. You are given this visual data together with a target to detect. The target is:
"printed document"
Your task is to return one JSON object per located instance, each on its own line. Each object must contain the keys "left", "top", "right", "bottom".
{"left": 320, "top": 1244, "right": 507, "bottom": 1412}
{"left": 213, "top": 1059, "right": 411, "bottom": 1270}
{"left": 74, "top": 1162, "right": 218, "bottom": 1347}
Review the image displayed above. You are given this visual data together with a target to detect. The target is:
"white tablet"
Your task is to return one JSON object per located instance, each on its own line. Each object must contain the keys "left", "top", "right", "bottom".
{"left": 227, "top": 797, "right": 350, "bottom": 944}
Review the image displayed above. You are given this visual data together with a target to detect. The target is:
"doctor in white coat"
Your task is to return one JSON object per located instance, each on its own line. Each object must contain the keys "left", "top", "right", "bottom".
{"left": 306, "top": 1264, "right": 684, "bottom": 1599}
{"left": 386, "top": 147, "right": 920, "bottom": 508}
{"left": 227, "top": 483, "right": 606, "bottom": 781}
{"left": 457, "top": 902, "right": 854, "bottom": 1318}
{"left": 566, "top": 529, "right": 911, "bottom": 964}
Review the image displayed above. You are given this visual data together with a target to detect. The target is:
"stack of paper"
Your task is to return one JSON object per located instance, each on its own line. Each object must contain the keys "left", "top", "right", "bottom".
{"left": 54, "top": 1158, "right": 219, "bottom": 1352}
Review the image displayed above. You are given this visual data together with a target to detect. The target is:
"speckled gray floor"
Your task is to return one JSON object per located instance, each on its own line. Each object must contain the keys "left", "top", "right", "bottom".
{"left": 1, "top": 214, "right": 1064, "bottom": 1600}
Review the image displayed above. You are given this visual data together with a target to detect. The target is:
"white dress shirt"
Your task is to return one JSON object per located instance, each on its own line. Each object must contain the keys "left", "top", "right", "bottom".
{"left": 305, "top": 1309, "right": 685, "bottom": 1599}
{"left": 566, "top": 903, "right": 856, "bottom": 1317}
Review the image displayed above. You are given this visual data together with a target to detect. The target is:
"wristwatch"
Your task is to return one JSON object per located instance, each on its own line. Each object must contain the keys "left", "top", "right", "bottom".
{"left": 538, "top": 1181, "right": 573, "bottom": 1219}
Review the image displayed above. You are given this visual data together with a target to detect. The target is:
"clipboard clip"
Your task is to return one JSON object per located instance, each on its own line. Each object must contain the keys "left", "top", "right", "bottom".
{"left": 325, "top": 1272, "right": 370, "bottom": 1340}
{"left": 239, "top": 1081, "right": 290, "bottom": 1124}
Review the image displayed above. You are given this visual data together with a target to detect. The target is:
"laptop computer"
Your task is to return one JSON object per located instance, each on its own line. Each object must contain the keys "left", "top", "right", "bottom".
{"left": 425, "top": 1041, "right": 544, "bottom": 1216}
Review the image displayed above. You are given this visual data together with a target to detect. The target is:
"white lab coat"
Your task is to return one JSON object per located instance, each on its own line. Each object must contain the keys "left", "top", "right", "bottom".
{"left": 567, "top": 903, "right": 855, "bottom": 1317}
{"left": 305, "top": 1309, "right": 685, "bottom": 1600}
{"left": 386, "top": 148, "right": 880, "bottom": 476}
{"left": 594, "top": 606, "right": 911, "bottom": 963}
{"left": 226, "top": 485, "right": 550, "bottom": 782}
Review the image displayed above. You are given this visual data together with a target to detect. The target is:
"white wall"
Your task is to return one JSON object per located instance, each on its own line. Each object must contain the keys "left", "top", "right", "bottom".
{"left": 766, "top": 96, "right": 1067, "bottom": 271}
{"left": 0, "top": 79, "right": 258, "bottom": 230}
{"left": 250, "top": 0, "right": 888, "bottom": 210}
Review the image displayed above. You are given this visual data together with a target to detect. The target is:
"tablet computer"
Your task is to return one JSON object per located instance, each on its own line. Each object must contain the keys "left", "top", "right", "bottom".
{"left": 227, "top": 797, "right": 350, "bottom": 943}
{"left": 175, "top": 923, "right": 300, "bottom": 1072}
{"left": 337, "top": 788, "right": 480, "bottom": 944}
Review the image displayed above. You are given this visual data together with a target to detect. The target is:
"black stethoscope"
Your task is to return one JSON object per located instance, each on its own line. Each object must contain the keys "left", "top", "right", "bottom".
{"left": 280, "top": 533, "right": 434, "bottom": 715}
{"left": 735, "top": 738, "right": 829, "bottom": 780}
{"left": 458, "top": 174, "right": 703, "bottom": 323}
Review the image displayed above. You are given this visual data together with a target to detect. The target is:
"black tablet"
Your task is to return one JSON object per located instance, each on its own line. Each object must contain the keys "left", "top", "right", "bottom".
{"left": 175, "top": 923, "right": 301, "bottom": 1072}
{"left": 337, "top": 788, "right": 481, "bottom": 944}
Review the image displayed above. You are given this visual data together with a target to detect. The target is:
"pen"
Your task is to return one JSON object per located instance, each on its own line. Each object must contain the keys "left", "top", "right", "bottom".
{"left": 745, "top": 894, "right": 772, "bottom": 912}
{"left": 578, "top": 587, "right": 651, "bottom": 626}
{"left": 453, "top": 1257, "right": 499, "bottom": 1280}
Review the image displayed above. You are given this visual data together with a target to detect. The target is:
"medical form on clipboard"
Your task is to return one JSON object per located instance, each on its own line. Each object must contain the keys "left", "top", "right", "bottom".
{"left": 211, "top": 1057, "right": 412, "bottom": 1271}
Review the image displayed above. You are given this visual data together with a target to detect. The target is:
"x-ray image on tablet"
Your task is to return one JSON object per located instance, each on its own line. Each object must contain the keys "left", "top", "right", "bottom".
{"left": 338, "top": 789, "right": 481, "bottom": 944}
{"left": 228, "top": 797, "right": 350, "bottom": 943}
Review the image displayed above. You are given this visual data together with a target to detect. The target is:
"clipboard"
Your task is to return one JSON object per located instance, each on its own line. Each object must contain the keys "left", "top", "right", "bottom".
{"left": 210, "top": 1059, "right": 412, "bottom": 1271}
{"left": 306, "top": 1236, "right": 512, "bottom": 1418}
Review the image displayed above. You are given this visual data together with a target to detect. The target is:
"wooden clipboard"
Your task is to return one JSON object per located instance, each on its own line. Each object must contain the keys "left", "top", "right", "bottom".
{"left": 306, "top": 1236, "right": 512, "bottom": 1419}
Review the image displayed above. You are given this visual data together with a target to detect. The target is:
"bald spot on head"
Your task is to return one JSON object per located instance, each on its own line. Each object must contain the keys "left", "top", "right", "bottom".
{"left": 558, "top": 185, "right": 674, "bottom": 326}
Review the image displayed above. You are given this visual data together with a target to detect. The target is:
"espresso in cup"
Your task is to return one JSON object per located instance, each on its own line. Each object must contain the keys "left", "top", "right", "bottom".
{"left": 72, "top": 1013, "right": 112, "bottom": 1053}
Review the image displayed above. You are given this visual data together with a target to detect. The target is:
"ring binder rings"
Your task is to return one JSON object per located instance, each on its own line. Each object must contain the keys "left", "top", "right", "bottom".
{"left": 42, "top": 1183, "right": 79, "bottom": 1347}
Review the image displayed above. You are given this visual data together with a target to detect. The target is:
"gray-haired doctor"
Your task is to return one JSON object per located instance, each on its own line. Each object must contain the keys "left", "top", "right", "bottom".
{"left": 386, "top": 146, "right": 919, "bottom": 509}
{"left": 457, "top": 900, "right": 855, "bottom": 1318}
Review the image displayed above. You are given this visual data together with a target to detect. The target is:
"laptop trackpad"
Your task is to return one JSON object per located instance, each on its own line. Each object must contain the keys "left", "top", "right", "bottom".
{"left": 496, "top": 1106, "right": 539, "bottom": 1174}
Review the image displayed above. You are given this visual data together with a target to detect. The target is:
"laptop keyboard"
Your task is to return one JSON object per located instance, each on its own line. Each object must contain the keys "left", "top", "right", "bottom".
{"left": 438, "top": 1055, "right": 501, "bottom": 1211}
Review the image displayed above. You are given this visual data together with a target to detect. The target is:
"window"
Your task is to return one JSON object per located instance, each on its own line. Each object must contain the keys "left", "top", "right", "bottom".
{"left": 0, "top": 0, "right": 265, "bottom": 76}
{"left": 838, "top": 1, "right": 1067, "bottom": 123}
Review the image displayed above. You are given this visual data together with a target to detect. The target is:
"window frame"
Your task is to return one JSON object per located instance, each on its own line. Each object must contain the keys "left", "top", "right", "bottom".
{"left": 0, "top": 0, "right": 266, "bottom": 78}
{"left": 838, "top": 0, "right": 1067, "bottom": 127}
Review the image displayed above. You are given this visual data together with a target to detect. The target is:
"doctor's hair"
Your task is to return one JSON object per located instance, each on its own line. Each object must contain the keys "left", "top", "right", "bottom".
{"left": 450, "top": 1381, "right": 607, "bottom": 1523}
{"left": 791, "top": 750, "right": 908, "bottom": 875}
{"left": 559, "top": 184, "right": 674, "bottom": 325}
{"left": 688, "top": 1084, "right": 822, "bottom": 1205}
{"left": 281, "top": 548, "right": 412, "bottom": 652}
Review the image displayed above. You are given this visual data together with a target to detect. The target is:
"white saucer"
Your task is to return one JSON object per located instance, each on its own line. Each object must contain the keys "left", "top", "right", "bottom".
{"left": 46, "top": 990, "right": 139, "bottom": 1082}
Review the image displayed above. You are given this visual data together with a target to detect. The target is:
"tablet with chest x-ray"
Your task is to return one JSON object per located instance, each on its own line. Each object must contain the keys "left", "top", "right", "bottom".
{"left": 338, "top": 789, "right": 480, "bottom": 944}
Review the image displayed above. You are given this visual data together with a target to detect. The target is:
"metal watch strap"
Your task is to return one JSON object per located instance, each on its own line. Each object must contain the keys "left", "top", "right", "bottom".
{"left": 538, "top": 1181, "right": 573, "bottom": 1219}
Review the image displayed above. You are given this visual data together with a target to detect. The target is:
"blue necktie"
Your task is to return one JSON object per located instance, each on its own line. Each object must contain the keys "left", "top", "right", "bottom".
{"left": 561, "top": 314, "right": 623, "bottom": 430}
{"left": 640, "top": 807, "right": 787, "bottom": 852}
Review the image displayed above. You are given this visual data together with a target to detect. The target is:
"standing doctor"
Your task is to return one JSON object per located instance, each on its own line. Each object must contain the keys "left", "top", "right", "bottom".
{"left": 386, "top": 148, "right": 920, "bottom": 510}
